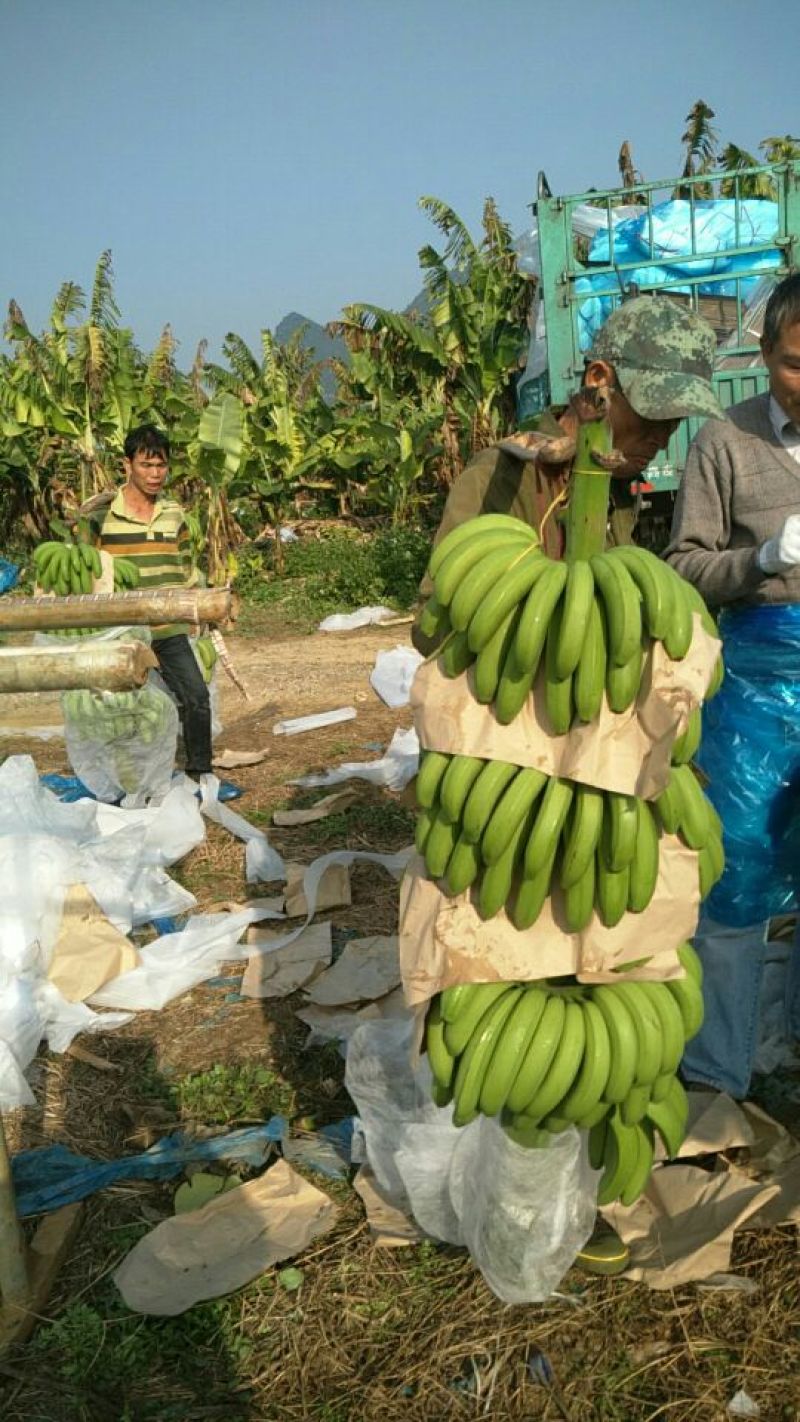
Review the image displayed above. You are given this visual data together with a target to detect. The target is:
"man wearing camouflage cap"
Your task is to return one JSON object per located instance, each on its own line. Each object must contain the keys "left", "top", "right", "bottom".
{"left": 412, "top": 295, "right": 721, "bottom": 652}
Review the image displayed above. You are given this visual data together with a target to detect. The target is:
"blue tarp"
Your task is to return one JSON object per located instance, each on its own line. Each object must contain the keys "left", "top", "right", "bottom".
{"left": 576, "top": 198, "right": 782, "bottom": 350}
{"left": 699, "top": 603, "right": 800, "bottom": 926}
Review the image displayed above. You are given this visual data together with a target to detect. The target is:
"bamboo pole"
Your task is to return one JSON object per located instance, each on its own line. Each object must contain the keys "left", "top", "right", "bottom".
{"left": 0, "top": 641, "right": 157, "bottom": 693}
{"left": 0, "top": 1115, "right": 30, "bottom": 1313}
{"left": 0, "top": 586, "right": 238, "bottom": 634}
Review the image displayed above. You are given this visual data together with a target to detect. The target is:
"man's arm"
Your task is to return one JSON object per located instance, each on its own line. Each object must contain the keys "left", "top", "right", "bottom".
{"left": 663, "top": 428, "right": 765, "bottom": 608}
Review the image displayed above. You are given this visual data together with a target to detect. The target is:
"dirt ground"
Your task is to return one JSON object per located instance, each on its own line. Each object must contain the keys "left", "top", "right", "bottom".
{"left": 1, "top": 623, "right": 799, "bottom": 1422}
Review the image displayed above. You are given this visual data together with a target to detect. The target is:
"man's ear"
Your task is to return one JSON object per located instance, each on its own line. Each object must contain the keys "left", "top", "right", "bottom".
{"left": 760, "top": 335, "right": 773, "bottom": 360}
{"left": 583, "top": 359, "right": 615, "bottom": 389}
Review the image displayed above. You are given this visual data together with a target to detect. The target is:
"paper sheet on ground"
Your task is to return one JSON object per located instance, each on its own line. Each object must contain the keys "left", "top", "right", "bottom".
{"left": 291, "top": 726, "right": 419, "bottom": 791}
{"left": 47, "top": 884, "right": 140, "bottom": 1001}
{"left": 273, "top": 790, "right": 357, "bottom": 826}
{"left": 114, "top": 1158, "right": 338, "bottom": 1315}
{"left": 601, "top": 1163, "right": 780, "bottom": 1288}
{"left": 241, "top": 921, "right": 332, "bottom": 999}
{"left": 283, "top": 861, "right": 351, "bottom": 917}
{"left": 412, "top": 617, "right": 719, "bottom": 799}
{"left": 212, "top": 747, "right": 269, "bottom": 769}
{"left": 354, "top": 1164, "right": 423, "bottom": 1246}
{"left": 305, "top": 935, "right": 400, "bottom": 1005}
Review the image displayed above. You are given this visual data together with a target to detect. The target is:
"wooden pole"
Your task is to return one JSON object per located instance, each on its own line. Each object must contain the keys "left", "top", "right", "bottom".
{"left": 0, "top": 1114, "right": 30, "bottom": 1313}
{"left": 0, "top": 586, "right": 238, "bottom": 634}
{"left": 0, "top": 641, "right": 157, "bottom": 693}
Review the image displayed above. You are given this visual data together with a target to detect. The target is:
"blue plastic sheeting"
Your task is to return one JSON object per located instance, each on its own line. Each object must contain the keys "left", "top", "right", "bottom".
{"left": 0, "top": 557, "right": 20, "bottom": 594}
{"left": 577, "top": 198, "right": 781, "bottom": 349}
{"left": 698, "top": 603, "right": 800, "bottom": 926}
{"left": 12, "top": 1120, "right": 287, "bottom": 1216}
{"left": 39, "top": 773, "right": 96, "bottom": 803}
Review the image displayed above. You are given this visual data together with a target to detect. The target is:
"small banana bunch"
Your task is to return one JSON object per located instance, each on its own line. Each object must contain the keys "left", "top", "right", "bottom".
{"left": 113, "top": 557, "right": 141, "bottom": 591}
{"left": 416, "top": 750, "right": 725, "bottom": 928}
{"left": 34, "top": 539, "right": 101, "bottom": 595}
{"left": 63, "top": 687, "right": 172, "bottom": 748}
{"left": 418, "top": 515, "right": 724, "bottom": 725}
{"left": 424, "top": 943, "right": 703, "bottom": 1203}
{"left": 194, "top": 636, "right": 218, "bottom": 684}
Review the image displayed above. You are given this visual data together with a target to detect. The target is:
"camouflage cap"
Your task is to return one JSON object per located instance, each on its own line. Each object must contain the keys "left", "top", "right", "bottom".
{"left": 589, "top": 296, "right": 723, "bottom": 421}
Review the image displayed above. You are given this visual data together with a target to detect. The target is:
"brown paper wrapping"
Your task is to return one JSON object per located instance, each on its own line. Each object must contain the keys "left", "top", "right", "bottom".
{"left": 48, "top": 883, "right": 140, "bottom": 1001}
{"left": 398, "top": 837, "right": 699, "bottom": 1008}
{"left": 411, "top": 615, "right": 720, "bottom": 800}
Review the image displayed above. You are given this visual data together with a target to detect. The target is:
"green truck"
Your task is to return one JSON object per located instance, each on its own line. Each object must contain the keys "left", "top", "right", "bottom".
{"left": 525, "top": 159, "right": 800, "bottom": 549}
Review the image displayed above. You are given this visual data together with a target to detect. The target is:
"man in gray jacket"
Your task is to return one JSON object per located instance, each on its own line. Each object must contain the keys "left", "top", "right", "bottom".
{"left": 665, "top": 270, "right": 800, "bottom": 1098}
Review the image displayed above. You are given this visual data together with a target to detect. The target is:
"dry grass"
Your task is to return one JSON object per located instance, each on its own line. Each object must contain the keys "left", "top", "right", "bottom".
{"left": 2, "top": 630, "right": 799, "bottom": 1422}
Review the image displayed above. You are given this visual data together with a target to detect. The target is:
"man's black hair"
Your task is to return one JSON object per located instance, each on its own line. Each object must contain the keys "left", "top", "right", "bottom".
{"left": 124, "top": 424, "right": 170, "bottom": 461}
{"left": 762, "top": 271, "right": 800, "bottom": 349}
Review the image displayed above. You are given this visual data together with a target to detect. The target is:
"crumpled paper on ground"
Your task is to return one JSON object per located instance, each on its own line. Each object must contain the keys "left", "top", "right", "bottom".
{"left": 241, "top": 921, "right": 332, "bottom": 999}
{"left": 291, "top": 725, "right": 419, "bottom": 792}
{"left": 283, "top": 861, "right": 351, "bottom": 918}
{"left": 273, "top": 790, "right": 357, "bottom": 826}
{"left": 411, "top": 617, "right": 719, "bottom": 799}
{"left": 354, "top": 1164, "right": 423, "bottom": 1246}
{"left": 370, "top": 645, "right": 425, "bottom": 709}
{"left": 305, "top": 935, "right": 400, "bottom": 1005}
{"left": 600, "top": 1163, "right": 780, "bottom": 1289}
{"left": 212, "top": 747, "right": 269, "bottom": 769}
{"left": 47, "top": 883, "right": 140, "bottom": 1002}
{"left": 114, "top": 1158, "right": 338, "bottom": 1315}
{"left": 398, "top": 846, "right": 697, "bottom": 1006}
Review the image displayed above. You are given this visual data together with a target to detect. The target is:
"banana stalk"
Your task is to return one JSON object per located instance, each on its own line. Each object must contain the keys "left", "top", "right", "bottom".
{"left": 564, "top": 393, "right": 614, "bottom": 563}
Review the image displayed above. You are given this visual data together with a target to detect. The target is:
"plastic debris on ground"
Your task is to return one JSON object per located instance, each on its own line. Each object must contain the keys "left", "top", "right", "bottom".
{"left": 345, "top": 1014, "right": 598, "bottom": 1304}
{"left": 39, "top": 773, "right": 95, "bottom": 802}
{"left": 197, "top": 772, "right": 286, "bottom": 883}
{"left": 272, "top": 706, "right": 357, "bottom": 736}
{"left": 318, "top": 606, "right": 396, "bottom": 632}
{"left": 727, "top": 1390, "right": 761, "bottom": 1418}
{"left": 370, "top": 645, "right": 424, "bottom": 709}
{"left": 11, "top": 1121, "right": 287, "bottom": 1217}
{"left": 272, "top": 789, "right": 357, "bottom": 827}
{"left": 291, "top": 724, "right": 419, "bottom": 791}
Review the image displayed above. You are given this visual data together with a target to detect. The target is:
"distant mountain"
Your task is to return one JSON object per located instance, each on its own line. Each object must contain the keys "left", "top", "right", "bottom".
{"left": 274, "top": 312, "right": 347, "bottom": 400}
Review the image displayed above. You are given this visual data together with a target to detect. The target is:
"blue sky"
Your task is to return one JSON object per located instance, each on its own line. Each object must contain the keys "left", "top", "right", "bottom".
{"left": 2, "top": 0, "right": 795, "bottom": 363}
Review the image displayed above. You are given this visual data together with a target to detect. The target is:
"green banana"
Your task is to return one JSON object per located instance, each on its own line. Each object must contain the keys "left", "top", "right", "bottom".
{"left": 627, "top": 800, "right": 660, "bottom": 913}
{"left": 444, "top": 834, "right": 482, "bottom": 896}
{"left": 473, "top": 606, "right": 521, "bottom": 704}
{"left": 610, "top": 545, "right": 673, "bottom": 642}
{"left": 416, "top": 750, "right": 451, "bottom": 810}
{"left": 667, "top": 968, "right": 705, "bottom": 1040}
{"left": 554, "top": 559, "right": 595, "bottom": 678}
{"left": 462, "top": 760, "right": 519, "bottom": 843}
{"left": 522, "top": 999, "right": 586, "bottom": 1122}
{"left": 466, "top": 545, "right": 548, "bottom": 653}
{"left": 590, "top": 552, "right": 642, "bottom": 667}
{"left": 544, "top": 600, "right": 574, "bottom": 734}
{"left": 439, "top": 754, "right": 485, "bottom": 823}
{"left": 478, "top": 985, "right": 548, "bottom": 1118}
{"left": 613, "top": 980, "right": 663, "bottom": 1086}
{"left": 619, "top": 1121, "right": 655, "bottom": 1205}
{"left": 452, "top": 987, "right": 522, "bottom": 1126}
{"left": 654, "top": 775, "right": 682, "bottom": 835}
{"left": 417, "top": 594, "right": 450, "bottom": 642}
{"left": 556, "top": 998, "right": 611, "bottom": 1123}
{"left": 450, "top": 544, "right": 536, "bottom": 634}
{"left": 443, "top": 982, "right": 513, "bottom": 1057}
{"left": 620, "top": 1082, "right": 652, "bottom": 1126}
{"left": 573, "top": 595, "right": 607, "bottom": 723}
{"left": 439, "top": 983, "right": 478, "bottom": 1024}
{"left": 510, "top": 558, "right": 569, "bottom": 674}
{"left": 480, "top": 766, "right": 548, "bottom": 866}
{"left": 592, "top": 986, "right": 639, "bottom": 1103}
{"left": 606, "top": 640, "right": 643, "bottom": 714}
{"left": 435, "top": 528, "right": 533, "bottom": 608}
{"left": 597, "top": 1107, "right": 641, "bottom": 1205}
{"left": 662, "top": 573, "right": 694, "bottom": 660}
{"left": 427, "top": 514, "right": 536, "bottom": 580}
{"left": 505, "top": 992, "right": 568, "bottom": 1114}
{"left": 523, "top": 776, "right": 574, "bottom": 877}
{"left": 423, "top": 810, "right": 461, "bottom": 880}
{"left": 440, "top": 630, "right": 474, "bottom": 678}
{"left": 477, "top": 810, "right": 532, "bottom": 918}
{"left": 671, "top": 765, "right": 712, "bottom": 851}
{"left": 424, "top": 998, "right": 455, "bottom": 1090}
{"left": 562, "top": 855, "right": 596, "bottom": 933}
{"left": 560, "top": 784, "right": 604, "bottom": 889}
{"left": 645, "top": 1092, "right": 686, "bottom": 1158}
{"left": 671, "top": 706, "right": 702, "bottom": 766}
{"left": 508, "top": 847, "right": 557, "bottom": 930}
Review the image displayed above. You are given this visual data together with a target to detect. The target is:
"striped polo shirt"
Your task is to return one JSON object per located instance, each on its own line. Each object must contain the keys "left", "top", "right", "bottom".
{"left": 90, "top": 490, "right": 197, "bottom": 639}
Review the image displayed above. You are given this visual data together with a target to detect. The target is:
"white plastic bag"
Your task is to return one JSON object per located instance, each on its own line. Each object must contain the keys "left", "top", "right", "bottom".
{"left": 346, "top": 1016, "right": 598, "bottom": 1303}
{"left": 62, "top": 681, "right": 179, "bottom": 805}
{"left": 370, "top": 646, "right": 424, "bottom": 709}
{"left": 291, "top": 725, "right": 420, "bottom": 792}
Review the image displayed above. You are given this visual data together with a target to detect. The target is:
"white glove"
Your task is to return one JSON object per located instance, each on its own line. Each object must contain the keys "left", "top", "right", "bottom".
{"left": 758, "top": 515, "right": 800, "bottom": 574}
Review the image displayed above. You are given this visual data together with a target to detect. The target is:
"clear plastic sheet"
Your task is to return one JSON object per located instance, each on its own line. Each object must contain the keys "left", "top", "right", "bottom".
{"left": 345, "top": 1016, "right": 598, "bottom": 1303}
{"left": 698, "top": 604, "right": 800, "bottom": 926}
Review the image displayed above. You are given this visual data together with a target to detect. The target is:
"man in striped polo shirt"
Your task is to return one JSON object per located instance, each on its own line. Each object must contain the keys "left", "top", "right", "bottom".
{"left": 88, "top": 424, "right": 216, "bottom": 785}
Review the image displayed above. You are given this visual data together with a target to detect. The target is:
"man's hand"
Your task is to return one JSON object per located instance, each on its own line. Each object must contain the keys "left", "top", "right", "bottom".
{"left": 758, "top": 514, "right": 800, "bottom": 574}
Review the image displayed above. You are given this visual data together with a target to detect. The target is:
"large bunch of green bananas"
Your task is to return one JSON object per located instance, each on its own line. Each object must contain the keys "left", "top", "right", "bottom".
{"left": 424, "top": 943, "right": 703, "bottom": 1202}
{"left": 63, "top": 687, "right": 172, "bottom": 748}
{"left": 416, "top": 750, "right": 725, "bottom": 928}
{"left": 418, "top": 515, "right": 724, "bottom": 726}
{"left": 113, "top": 557, "right": 141, "bottom": 591}
{"left": 34, "top": 539, "right": 101, "bottom": 595}
{"left": 194, "top": 636, "right": 218, "bottom": 684}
